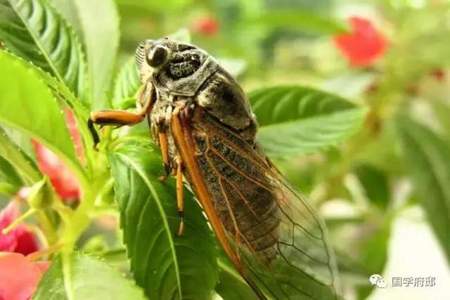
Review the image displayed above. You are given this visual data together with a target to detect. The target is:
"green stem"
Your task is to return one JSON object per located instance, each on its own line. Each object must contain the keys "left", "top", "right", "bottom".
{"left": 2, "top": 208, "right": 36, "bottom": 234}
{"left": 36, "top": 209, "right": 59, "bottom": 246}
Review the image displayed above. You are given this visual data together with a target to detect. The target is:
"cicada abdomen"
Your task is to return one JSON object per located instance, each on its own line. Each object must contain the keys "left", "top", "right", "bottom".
{"left": 90, "top": 38, "right": 340, "bottom": 300}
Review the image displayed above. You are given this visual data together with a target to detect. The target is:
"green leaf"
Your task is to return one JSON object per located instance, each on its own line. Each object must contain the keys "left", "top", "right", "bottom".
{"left": 0, "top": 182, "right": 17, "bottom": 196}
{"left": 0, "top": 0, "right": 88, "bottom": 99}
{"left": 0, "top": 127, "right": 40, "bottom": 185}
{"left": 330, "top": 215, "right": 392, "bottom": 299}
{"left": 1, "top": 125, "right": 35, "bottom": 159}
{"left": 0, "top": 154, "right": 23, "bottom": 195}
{"left": 50, "top": 0, "right": 120, "bottom": 108}
{"left": 33, "top": 253, "right": 146, "bottom": 300}
{"left": 216, "top": 260, "right": 257, "bottom": 300}
{"left": 431, "top": 100, "right": 450, "bottom": 140}
{"left": 396, "top": 116, "right": 450, "bottom": 263}
{"left": 356, "top": 220, "right": 391, "bottom": 299}
{"left": 250, "top": 86, "right": 366, "bottom": 157}
{"left": 0, "top": 156, "right": 21, "bottom": 186}
{"left": 115, "top": 0, "right": 192, "bottom": 14}
{"left": 112, "top": 57, "right": 140, "bottom": 109}
{"left": 353, "top": 164, "right": 390, "bottom": 210}
{"left": 0, "top": 51, "right": 86, "bottom": 186}
{"left": 109, "top": 138, "right": 218, "bottom": 300}
{"left": 246, "top": 10, "right": 348, "bottom": 35}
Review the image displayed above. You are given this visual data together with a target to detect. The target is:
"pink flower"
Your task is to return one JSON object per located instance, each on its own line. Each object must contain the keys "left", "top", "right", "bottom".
{"left": 334, "top": 16, "right": 387, "bottom": 67}
{"left": 64, "top": 108, "right": 84, "bottom": 161}
{"left": 0, "top": 252, "right": 49, "bottom": 300}
{"left": 192, "top": 16, "right": 220, "bottom": 36}
{"left": 32, "top": 108, "right": 83, "bottom": 202}
{"left": 32, "top": 141, "right": 80, "bottom": 201}
{"left": 0, "top": 201, "right": 39, "bottom": 255}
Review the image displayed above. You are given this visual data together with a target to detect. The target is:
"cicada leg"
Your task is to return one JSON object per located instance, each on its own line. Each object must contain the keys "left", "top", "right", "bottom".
{"left": 157, "top": 126, "right": 184, "bottom": 236}
{"left": 158, "top": 129, "right": 171, "bottom": 179}
{"left": 175, "top": 156, "right": 185, "bottom": 236}
{"left": 88, "top": 110, "right": 146, "bottom": 148}
{"left": 88, "top": 84, "right": 155, "bottom": 148}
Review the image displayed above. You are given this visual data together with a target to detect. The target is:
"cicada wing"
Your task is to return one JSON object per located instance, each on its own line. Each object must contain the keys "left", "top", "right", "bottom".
{"left": 203, "top": 154, "right": 339, "bottom": 298}
{"left": 238, "top": 168, "right": 341, "bottom": 300}
{"left": 173, "top": 108, "right": 340, "bottom": 299}
{"left": 194, "top": 111, "right": 340, "bottom": 299}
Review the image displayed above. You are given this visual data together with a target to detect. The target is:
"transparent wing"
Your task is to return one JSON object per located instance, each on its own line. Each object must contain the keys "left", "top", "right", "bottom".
{"left": 242, "top": 171, "right": 340, "bottom": 300}
{"left": 190, "top": 110, "right": 340, "bottom": 300}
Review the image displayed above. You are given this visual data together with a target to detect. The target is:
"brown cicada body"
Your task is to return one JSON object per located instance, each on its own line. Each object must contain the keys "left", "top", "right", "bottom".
{"left": 89, "top": 38, "right": 339, "bottom": 300}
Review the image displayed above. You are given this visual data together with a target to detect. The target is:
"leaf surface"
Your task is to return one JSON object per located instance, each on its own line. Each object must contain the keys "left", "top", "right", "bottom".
{"left": 249, "top": 86, "right": 366, "bottom": 157}
{"left": 247, "top": 10, "right": 348, "bottom": 34}
{"left": 215, "top": 260, "right": 257, "bottom": 300}
{"left": 112, "top": 57, "right": 140, "bottom": 109}
{"left": 0, "top": 127, "right": 40, "bottom": 185}
{"left": 0, "top": 0, "right": 87, "bottom": 99}
{"left": 109, "top": 138, "right": 218, "bottom": 300}
{"left": 33, "top": 254, "right": 146, "bottom": 300}
{"left": 50, "top": 0, "right": 120, "bottom": 108}
{"left": 0, "top": 51, "right": 85, "bottom": 185}
{"left": 396, "top": 116, "right": 450, "bottom": 262}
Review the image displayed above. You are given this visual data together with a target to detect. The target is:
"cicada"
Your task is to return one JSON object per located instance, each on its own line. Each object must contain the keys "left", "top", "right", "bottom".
{"left": 89, "top": 38, "right": 340, "bottom": 300}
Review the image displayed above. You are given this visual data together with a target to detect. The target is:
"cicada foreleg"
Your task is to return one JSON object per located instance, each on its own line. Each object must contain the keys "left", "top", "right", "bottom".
{"left": 88, "top": 84, "right": 155, "bottom": 148}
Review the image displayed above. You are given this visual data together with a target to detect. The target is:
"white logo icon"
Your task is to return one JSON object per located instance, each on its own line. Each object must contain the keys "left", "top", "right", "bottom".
{"left": 369, "top": 274, "right": 387, "bottom": 288}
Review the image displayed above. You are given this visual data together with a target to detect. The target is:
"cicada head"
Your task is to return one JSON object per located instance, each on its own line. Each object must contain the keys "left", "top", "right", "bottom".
{"left": 136, "top": 38, "right": 218, "bottom": 96}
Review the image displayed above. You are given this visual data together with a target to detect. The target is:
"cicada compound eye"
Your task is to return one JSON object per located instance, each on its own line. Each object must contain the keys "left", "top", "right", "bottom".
{"left": 146, "top": 45, "right": 169, "bottom": 67}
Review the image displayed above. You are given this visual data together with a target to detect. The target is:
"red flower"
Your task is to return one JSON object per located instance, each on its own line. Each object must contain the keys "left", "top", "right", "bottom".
{"left": 334, "top": 16, "right": 387, "bottom": 67}
{"left": 0, "top": 252, "right": 49, "bottom": 300}
{"left": 430, "top": 68, "right": 446, "bottom": 82}
{"left": 32, "top": 108, "right": 83, "bottom": 202}
{"left": 0, "top": 201, "right": 39, "bottom": 255}
{"left": 192, "top": 16, "right": 219, "bottom": 36}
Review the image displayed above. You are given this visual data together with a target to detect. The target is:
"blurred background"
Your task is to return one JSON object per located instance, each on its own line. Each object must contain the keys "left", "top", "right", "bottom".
{"left": 1, "top": 0, "right": 449, "bottom": 299}
{"left": 111, "top": 0, "right": 450, "bottom": 299}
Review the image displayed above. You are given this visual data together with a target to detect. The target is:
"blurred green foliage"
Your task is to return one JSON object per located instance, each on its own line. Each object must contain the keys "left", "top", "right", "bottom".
{"left": 0, "top": 0, "right": 449, "bottom": 299}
